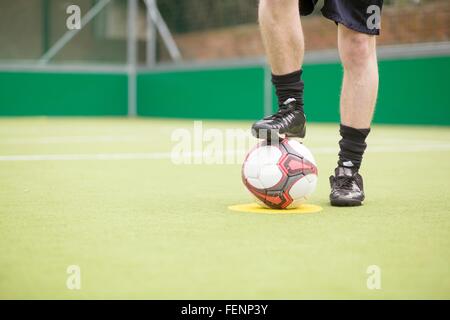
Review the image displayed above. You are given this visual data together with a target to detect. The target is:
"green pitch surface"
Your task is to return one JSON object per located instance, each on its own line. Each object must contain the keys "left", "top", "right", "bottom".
{"left": 0, "top": 118, "right": 449, "bottom": 299}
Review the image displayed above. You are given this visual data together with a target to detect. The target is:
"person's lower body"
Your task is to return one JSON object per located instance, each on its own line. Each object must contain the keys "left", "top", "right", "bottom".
{"left": 253, "top": 0, "right": 383, "bottom": 206}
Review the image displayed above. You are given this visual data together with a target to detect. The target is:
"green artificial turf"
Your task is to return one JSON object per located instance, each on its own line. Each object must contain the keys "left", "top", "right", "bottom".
{"left": 0, "top": 117, "right": 449, "bottom": 299}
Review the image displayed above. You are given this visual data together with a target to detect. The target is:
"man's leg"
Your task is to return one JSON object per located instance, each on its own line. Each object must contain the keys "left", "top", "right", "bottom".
{"left": 330, "top": 24, "right": 379, "bottom": 206}
{"left": 252, "top": 0, "right": 307, "bottom": 139}
{"left": 338, "top": 24, "right": 378, "bottom": 130}
{"left": 259, "top": 0, "right": 304, "bottom": 75}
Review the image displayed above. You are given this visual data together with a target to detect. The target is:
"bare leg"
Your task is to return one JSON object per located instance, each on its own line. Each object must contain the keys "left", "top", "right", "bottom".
{"left": 338, "top": 24, "right": 379, "bottom": 128}
{"left": 258, "top": 0, "right": 304, "bottom": 75}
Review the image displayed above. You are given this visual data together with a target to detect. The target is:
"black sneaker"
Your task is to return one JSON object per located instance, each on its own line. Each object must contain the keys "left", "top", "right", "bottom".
{"left": 329, "top": 167, "right": 365, "bottom": 206}
{"left": 251, "top": 99, "right": 306, "bottom": 139}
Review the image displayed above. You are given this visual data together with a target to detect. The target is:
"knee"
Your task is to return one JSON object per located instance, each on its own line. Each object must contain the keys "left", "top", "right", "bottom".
{"left": 339, "top": 31, "right": 375, "bottom": 70}
{"left": 259, "top": 0, "right": 298, "bottom": 20}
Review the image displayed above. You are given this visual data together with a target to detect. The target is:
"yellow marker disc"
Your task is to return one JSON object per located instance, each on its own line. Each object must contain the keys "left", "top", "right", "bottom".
{"left": 228, "top": 202, "right": 322, "bottom": 214}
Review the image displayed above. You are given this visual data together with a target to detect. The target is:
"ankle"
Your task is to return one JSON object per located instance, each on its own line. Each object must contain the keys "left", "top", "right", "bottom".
{"left": 272, "top": 69, "right": 305, "bottom": 112}
{"left": 337, "top": 124, "right": 370, "bottom": 170}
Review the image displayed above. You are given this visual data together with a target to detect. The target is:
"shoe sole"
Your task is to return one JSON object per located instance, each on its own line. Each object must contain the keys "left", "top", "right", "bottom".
{"left": 330, "top": 199, "right": 363, "bottom": 207}
{"left": 252, "top": 126, "right": 306, "bottom": 139}
{"left": 286, "top": 131, "right": 305, "bottom": 139}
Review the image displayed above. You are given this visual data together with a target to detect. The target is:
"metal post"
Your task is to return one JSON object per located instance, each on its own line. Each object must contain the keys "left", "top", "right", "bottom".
{"left": 127, "top": 0, "right": 138, "bottom": 117}
{"left": 146, "top": 0, "right": 157, "bottom": 66}
{"left": 144, "top": 0, "right": 182, "bottom": 62}
{"left": 263, "top": 65, "right": 273, "bottom": 117}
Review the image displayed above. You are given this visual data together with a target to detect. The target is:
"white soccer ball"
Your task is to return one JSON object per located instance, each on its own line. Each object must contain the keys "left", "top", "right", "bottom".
{"left": 242, "top": 138, "right": 318, "bottom": 209}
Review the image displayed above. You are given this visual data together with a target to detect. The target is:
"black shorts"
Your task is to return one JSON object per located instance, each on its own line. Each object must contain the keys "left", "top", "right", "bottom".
{"left": 300, "top": 0, "right": 383, "bottom": 35}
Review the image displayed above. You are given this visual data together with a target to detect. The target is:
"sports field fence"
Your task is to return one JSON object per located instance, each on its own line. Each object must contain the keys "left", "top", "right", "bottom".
{"left": 0, "top": 0, "right": 448, "bottom": 123}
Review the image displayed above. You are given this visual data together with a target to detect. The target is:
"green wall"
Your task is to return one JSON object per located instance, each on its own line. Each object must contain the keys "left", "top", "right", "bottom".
{"left": 291, "top": 56, "right": 450, "bottom": 125}
{"left": 137, "top": 66, "right": 265, "bottom": 120}
{"left": 0, "top": 71, "right": 127, "bottom": 116}
{"left": 375, "top": 57, "right": 449, "bottom": 125}
{"left": 0, "top": 56, "right": 449, "bottom": 124}
{"left": 138, "top": 56, "right": 450, "bottom": 125}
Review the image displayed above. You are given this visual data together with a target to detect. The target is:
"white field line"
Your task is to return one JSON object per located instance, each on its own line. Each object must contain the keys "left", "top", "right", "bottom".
{"left": 0, "top": 135, "right": 148, "bottom": 144}
{"left": 0, "top": 135, "right": 449, "bottom": 145}
{"left": 0, "top": 144, "right": 449, "bottom": 161}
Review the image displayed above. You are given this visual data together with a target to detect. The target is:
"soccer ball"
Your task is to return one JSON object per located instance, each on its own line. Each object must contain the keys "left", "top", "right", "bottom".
{"left": 242, "top": 138, "right": 318, "bottom": 209}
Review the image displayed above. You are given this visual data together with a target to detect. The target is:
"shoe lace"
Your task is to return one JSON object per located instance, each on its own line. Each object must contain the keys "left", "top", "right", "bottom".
{"left": 334, "top": 176, "right": 354, "bottom": 190}
{"left": 272, "top": 104, "right": 293, "bottom": 120}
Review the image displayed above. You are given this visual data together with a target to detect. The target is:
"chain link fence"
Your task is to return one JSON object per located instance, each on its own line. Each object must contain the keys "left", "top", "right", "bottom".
{"left": 0, "top": 0, "right": 448, "bottom": 64}
{"left": 158, "top": 0, "right": 449, "bottom": 62}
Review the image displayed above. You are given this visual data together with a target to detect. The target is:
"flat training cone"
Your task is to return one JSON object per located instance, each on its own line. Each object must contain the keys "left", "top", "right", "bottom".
{"left": 228, "top": 203, "right": 322, "bottom": 214}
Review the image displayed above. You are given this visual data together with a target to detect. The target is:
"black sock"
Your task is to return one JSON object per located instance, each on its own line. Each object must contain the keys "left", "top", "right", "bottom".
{"left": 272, "top": 69, "right": 304, "bottom": 113}
{"left": 338, "top": 124, "right": 370, "bottom": 170}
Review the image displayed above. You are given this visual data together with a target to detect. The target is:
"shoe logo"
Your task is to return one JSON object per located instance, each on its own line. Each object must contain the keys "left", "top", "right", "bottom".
{"left": 283, "top": 98, "right": 297, "bottom": 105}
{"left": 343, "top": 161, "right": 354, "bottom": 167}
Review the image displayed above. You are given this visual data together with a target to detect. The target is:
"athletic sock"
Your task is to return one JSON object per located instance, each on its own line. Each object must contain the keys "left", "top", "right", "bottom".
{"left": 338, "top": 124, "right": 371, "bottom": 170}
{"left": 272, "top": 69, "right": 304, "bottom": 113}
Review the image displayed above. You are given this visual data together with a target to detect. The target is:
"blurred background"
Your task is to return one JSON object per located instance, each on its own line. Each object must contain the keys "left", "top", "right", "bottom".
{"left": 0, "top": 0, "right": 449, "bottom": 123}
{"left": 1, "top": 0, "right": 449, "bottom": 64}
